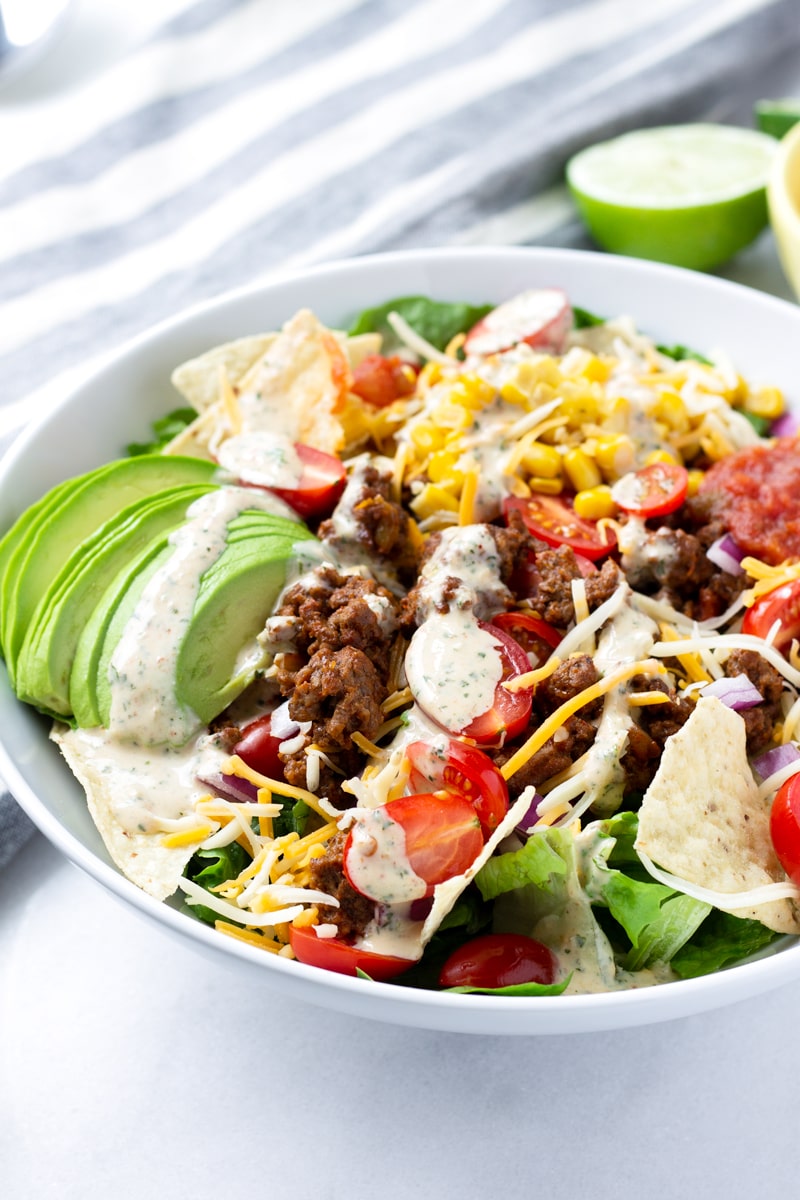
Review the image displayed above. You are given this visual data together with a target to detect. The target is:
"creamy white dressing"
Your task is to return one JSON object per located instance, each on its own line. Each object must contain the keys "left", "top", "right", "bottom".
{"left": 572, "top": 602, "right": 659, "bottom": 819}
{"left": 64, "top": 725, "right": 227, "bottom": 834}
{"left": 414, "top": 524, "right": 509, "bottom": 621}
{"left": 405, "top": 610, "right": 504, "bottom": 733}
{"left": 108, "top": 486, "right": 292, "bottom": 747}
{"left": 344, "top": 807, "right": 429, "bottom": 905}
{"left": 216, "top": 431, "right": 303, "bottom": 489}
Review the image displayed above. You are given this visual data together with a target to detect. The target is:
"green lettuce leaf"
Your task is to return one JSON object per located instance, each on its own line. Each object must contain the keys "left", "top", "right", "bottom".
{"left": 184, "top": 842, "right": 250, "bottom": 926}
{"left": 444, "top": 978, "right": 571, "bottom": 996}
{"left": 479, "top": 827, "right": 619, "bottom": 990}
{"left": 582, "top": 814, "right": 711, "bottom": 969}
{"left": 671, "top": 911, "right": 782, "bottom": 979}
{"left": 348, "top": 295, "right": 492, "bottom": 353}
{"left": 127, "top": 406, "right": 197, "bottom": 456}
{"left": 476, "top": 828, "right": 569, "bottom": 901}
{"left": 272, "top": 797, "right": 311, "bottom": 840}
{"left": 655, "top": 343, "right": 712, "bottom": 366}
{"left": 572, "top": 305, "right": 605, "bottom": 328}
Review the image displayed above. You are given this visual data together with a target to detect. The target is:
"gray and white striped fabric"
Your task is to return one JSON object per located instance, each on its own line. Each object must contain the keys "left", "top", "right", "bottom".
{"left": 1, "top": 0, "right": 799, "bottom": 864}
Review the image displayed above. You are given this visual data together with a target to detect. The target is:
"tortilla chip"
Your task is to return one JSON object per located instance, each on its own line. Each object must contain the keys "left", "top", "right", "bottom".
{"left": 171, "top": 334, "right": 279, "bottom": 412}
{"left": 343, "top": 331, "right": 382, "bottom": 368}
{"left": 162, "top": 407, "right": 217, "bottom": 459}
{"left": 51, "top": 725, "right": 217, "bottom": 901}
{"left": 635, "top": 696, "right": 800, "bottom": 934}
{"left": 421, "top": 794, "right": 531, "bottom": 945}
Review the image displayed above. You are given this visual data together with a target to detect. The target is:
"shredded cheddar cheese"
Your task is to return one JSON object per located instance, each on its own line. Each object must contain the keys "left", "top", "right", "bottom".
{"left": 500, "top": 659, "right": 664, "bottom": 781}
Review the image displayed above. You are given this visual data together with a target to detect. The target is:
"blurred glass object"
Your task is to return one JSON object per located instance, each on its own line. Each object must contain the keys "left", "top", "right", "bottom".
{"left": 0, "top": 0, "right": 70, "bottom": 77}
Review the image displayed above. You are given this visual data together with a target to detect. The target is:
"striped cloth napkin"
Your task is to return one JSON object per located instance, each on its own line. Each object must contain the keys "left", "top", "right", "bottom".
{"left": 1, "top": 0, "right": 799, "bottom": 866}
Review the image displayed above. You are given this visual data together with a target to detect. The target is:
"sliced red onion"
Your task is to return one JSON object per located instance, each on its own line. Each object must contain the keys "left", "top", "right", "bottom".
{"left": 703, "top": 676, "right": 763, "bottom": 711}
{"left": 770, "top": 412, "right": 799, "bottom": 438}
{"left": 753, "top": 743, "right": 800, "bottom": 781}
{"left": 409, "top": 897, "right": 434, "bottom": 921}
{"left": 515, "top": 792, "right": 546, "bottom": 839}
{"left": 197, "top": 772, "right": 260, "bottom": 804}
{"left": 707, "top": 533, "right": 745, "bottom": 576}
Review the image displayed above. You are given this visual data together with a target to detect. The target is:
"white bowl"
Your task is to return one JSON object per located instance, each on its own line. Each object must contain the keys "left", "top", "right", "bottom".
{"left": 2, "top": 246, "right": 799, "bottom": 1035}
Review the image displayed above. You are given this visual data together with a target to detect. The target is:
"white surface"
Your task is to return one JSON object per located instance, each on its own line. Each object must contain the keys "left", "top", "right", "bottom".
{"left": 5, "top": 246, "right": 800, "bottom": 1039}
{"left": 3, "top": 835, "right": 800, "bottom": 1199}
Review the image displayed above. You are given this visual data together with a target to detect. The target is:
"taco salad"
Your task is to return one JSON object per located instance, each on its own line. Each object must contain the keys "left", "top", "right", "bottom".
{"left": 4, "top": 287, "right": 800, "bottom": 996}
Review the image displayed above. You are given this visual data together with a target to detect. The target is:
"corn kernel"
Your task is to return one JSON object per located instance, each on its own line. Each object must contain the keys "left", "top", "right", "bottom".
{"left": 600, "top": 396, "right": 630, "bottom": 432}
{"left": 644, "top": 448, "right": 679, "bottom": 466}
{"left": 409, "top": 423, "right": 445, "bottom": 453}
{"left": 558, "top": 393, "right": 599, "bottom": 427}
{"left": 515, "top": 358, "right": 562, "bottom": 391}
{"left": 656, "top": 391, "right": 689, "bottom": 433}
{"left": 410, "top": 483, "right": 460, "bottom": 520}
{"left": 527, "top": 475, "right": 564, "bottom": 496}
{"left": 686, "top": 469, "right": 705, "bottom": 497}
{"left": 505, "top": 475, "right": 531, "bottom": 498}
{"left": 581, "top": 355, "right": 612, "bottom": 383}
{"left": 520, "top": 442, "right": 562, "bottom": 479}
{"left": 744, "top": 386, "right": 784, "bottom": 420}
{"left": 450, "top": 375, "right": 495, "bottom": 410}
{"left": 562, "top": 447, "right": 602, "bottom": 492}
{"left": 427, "top": 450, "right": 465, "bottom": 488}
{"left": 500, "top": 380, "right": 531, "bottom": 406}
{"left": 574, "top": 485, "right": 617, "bottom": 520}
{"left": 594, "top": 434, "right": 636, "bottom": 480}
{"left": 418, "top": 363, "right": 442, "bottom": 388}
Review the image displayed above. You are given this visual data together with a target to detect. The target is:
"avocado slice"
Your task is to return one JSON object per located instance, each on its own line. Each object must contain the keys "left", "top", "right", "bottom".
{"left": 70, "top": 537, "right": 175, "bottom": 729}
{"left": 76, "top": 505, "right": 314, "bottom": 736}
{"left": 16, "top": 482, "right": 219, "bottom": 717}
{"left": 2, "top": 454, "right": 218, "bottom": 680}
{"left": 174, "top": 513, "right": 316, "bottom": 724}
{"left": 0, "top": 477, "right": 75, "bottom": 656}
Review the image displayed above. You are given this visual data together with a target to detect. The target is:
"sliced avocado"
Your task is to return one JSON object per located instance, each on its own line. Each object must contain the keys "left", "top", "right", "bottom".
{"left": 0, "top": 478, "right": 75, "bottom": 656}
{"left": 71, "top": 536, "right": 176, "bottom": 728}
{"left": 16, "top": 482, "right": 218, "bottom": 717}
{"left": 2, "top": 454, "right": 218, "bottom": 680}
{"left": 175, "top": 515, "right": 316, "bottom": 724}
{"left": 79, "top": 504, "right": 314, "bottom": 735}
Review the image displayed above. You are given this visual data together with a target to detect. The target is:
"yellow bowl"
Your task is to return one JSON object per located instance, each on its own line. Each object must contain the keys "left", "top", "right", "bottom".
{"left": 768, "top": 121, "right": 800, "bottom": 299}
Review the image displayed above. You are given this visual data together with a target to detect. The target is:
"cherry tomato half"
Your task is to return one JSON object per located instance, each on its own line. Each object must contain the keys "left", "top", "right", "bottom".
{"left": 503, "top": 495, "right": 615, "bottom": 561}
{"left": 406, "top": 740, "right": 509, "bottom": 837}
{"left": 612, "top": 462, "right": 688, "bottom": 519}
{"left": 350, "top": 354, "right": 418, "bottom": 408}
{"left": 289, "top": 925, "right": 414, "bottom": 981}
{"left": 742, "top": 578, "right": 800, "bottom": 653}
{"left": 770, "top": 773, "right": 800, "bottom": 887}
{"left": 491, "top": 611, "right": 561, "bottom": 668}
{"left": 233, "top": 714, "right": 285, "bottom": 779}
{"left": 344, "top": 792, "right": 484, "bottom": 901}
{"left": 270, "top": 443, "right": 346, "bottom": 520}
{"left": 459, "top": 622, "right": 533, "bottom": 744}
{"left": 438, "top": 933, "right": 558, "bottom": 989}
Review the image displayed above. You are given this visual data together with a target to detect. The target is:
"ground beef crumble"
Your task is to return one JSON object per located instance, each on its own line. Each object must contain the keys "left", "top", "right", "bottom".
{"left": 318, "top": 463, "right": 418, "bottom": 580}
{"left": 309, "top": 831, "right": 376, "bottom": 940}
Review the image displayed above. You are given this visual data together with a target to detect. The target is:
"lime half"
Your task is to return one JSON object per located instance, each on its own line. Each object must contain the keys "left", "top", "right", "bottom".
{"left": 567, "top": 124, "right": 777, "bottom": 271}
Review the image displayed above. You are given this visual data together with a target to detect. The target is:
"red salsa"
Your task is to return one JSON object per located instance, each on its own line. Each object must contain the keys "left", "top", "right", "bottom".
{"left": 701, "top": 438, "right": 800, "bottom": 564}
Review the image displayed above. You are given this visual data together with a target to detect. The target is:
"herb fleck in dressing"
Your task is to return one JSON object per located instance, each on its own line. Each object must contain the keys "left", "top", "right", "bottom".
{"left": 108, "top": 487, "right": 291, "bottom": 747}
{"left": 405, "top": 611, "right": 503, "bottom": 732}
{"left": 216, "top": 431, "right": 304, "bottom": 489}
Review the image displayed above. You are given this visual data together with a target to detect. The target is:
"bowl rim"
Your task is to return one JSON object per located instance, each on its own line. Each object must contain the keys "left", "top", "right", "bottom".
{"left": 3, "top": 243, "right": 800, "bottom": 1030}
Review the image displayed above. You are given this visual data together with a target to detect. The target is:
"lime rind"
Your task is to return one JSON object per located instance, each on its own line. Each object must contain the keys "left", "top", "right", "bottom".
{"left": 567, "top": 124, "right": 776, "bottom": 270}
